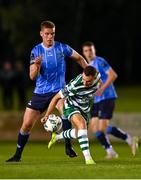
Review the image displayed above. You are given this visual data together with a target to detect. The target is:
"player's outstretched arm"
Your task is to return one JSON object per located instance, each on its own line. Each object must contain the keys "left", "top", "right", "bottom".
{"left": 41, "top": 93, "right": 62, "bottom": 123}
{"left": 71, "top": 50, "right": 88, "bottom": 69}
{"left": 29, "top": 56, "right": 42, "bottom": 80}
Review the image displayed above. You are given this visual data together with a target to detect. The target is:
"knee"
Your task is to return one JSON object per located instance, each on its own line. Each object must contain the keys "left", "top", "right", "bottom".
{"left": 98, "top": 126, "right": 106, "bottom": 132}
{"left": 89, "top": 123, "right": 97, "bottom": 133}
{"left": 98, "top": 122, "right": 108, "bottom": 132}
{"left": 21, "top": 121, "right": 33, "bottom": 132}
{"left": 90, "top": 126, "right": 97, "bottom": 133}
{"left": 77, "top": 122, "right": 86, "bottom": 130}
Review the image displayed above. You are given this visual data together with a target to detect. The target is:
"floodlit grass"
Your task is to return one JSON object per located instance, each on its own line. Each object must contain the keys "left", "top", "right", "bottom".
{"left": 0, "top": 141, "right": 140, "bottom": 179}
{"left": 116, "top": 85, "right": 141, "bottom": 112}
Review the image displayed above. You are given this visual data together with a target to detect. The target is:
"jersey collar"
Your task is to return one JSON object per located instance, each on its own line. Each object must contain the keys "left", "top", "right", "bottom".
{"left": 41, "top": 42, "right": 55, "bottom": 50}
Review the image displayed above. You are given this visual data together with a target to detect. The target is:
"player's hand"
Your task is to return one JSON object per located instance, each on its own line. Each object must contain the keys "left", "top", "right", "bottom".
{"left": 95, "top": 87, "right": 104, "bottom": 96}
{"left": 34, "top": 56, "right": 42, "bottom": 66}
{"left": 41, "top": 116, "right": 48, "bottom": 124}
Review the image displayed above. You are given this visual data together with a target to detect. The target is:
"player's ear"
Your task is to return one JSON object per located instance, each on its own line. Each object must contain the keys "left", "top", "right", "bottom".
{"left": 40, "top": 31, "right": 43, "bottom": 37}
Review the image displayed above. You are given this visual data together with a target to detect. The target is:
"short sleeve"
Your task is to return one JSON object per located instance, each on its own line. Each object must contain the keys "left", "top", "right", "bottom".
{"left": 59, "top": 87, "right": 69, "bottom": 98}
{"left": 59, "top": 84, "right": 75, "bottom": 99}
{"left": 100, "top": 58, "right": 111, "bottom": 72}
{"left": 59, "top": 75, "right": 79, "bottom": 98}
{"left": 30, "top": 47, "right": 38, "bottom": 65}
{"left": 62, "top": 44, "right": 73, "bottom": 57}
{"left": 89, "top": 61, "right": 94, "bottom": 66}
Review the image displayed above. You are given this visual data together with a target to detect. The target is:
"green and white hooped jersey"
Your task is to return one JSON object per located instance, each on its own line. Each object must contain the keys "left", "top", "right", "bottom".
{"left": 59, "top": 72, "right": 101, "bottom": 114}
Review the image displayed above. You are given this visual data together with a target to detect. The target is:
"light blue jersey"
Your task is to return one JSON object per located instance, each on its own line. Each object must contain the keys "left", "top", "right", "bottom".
{"left": 90, "top": 56, "right": 117, "bottom": 103}
{"left": 30, "top": 41, "right": 73, "bottom": 94}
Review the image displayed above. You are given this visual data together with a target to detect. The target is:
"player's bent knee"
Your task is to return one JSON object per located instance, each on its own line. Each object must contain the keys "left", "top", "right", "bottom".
{"left": 77, "top": 122, "right": 86, "bottom": 130}
{"left": 92, "top": 128, "right": 97, "bottom": 133}
{"left": 98, "top": 126, "right": 106, "bottom": 132}
{"left": 71, "top": 113, "right": 87, "bottom": 130}
{"left": 89, "top": 122, "right": 98, "bottom": 133}
{"left": 72, "top": 120, "right": 86, "bottom": 130}
{"left": 98, "top": 120, "right": 108, "bottom": 132}
{"left": 21, "top": 122, "right": 33, "bottom": 132}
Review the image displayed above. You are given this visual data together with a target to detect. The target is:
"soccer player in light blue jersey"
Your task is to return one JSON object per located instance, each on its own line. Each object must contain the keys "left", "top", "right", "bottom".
{"left": 6, "top": 21, "right": 88, "bottom": 162}
{"left": 82, "top": 41, "right": 138, "bottom": 158}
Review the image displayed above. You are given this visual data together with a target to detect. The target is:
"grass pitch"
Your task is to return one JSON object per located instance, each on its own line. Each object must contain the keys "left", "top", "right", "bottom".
{"left": 0, "top": 141, "right": 140, "bottom": 179}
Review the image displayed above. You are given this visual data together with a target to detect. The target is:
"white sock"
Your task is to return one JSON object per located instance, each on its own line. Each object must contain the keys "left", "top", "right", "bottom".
{"left": 126, "top": 134, "right": 132, "bottom": 146}
{"left": 56, "top": 128, "right": 76, "bottom": 140}
{"left": 105, "top": 135, "right": 110, "bottom": 144}
{"left": 77, "top": 129, "right": 92, "bottom": 161}
{"left": 56, "top": 133, "right": 63, "bottom": 140}
{"left": 106, "top": 146, "right": 114, "bottom": 154}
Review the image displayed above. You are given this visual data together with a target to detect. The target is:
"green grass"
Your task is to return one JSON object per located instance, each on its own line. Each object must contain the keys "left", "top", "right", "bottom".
{"left": 0, "top": 141, "right": 140, "bottom": 179}
{"left": 115, "top": 85, "right": 141, "bottom": 112}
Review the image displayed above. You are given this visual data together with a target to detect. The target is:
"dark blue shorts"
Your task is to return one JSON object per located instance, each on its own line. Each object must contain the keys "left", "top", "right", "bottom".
{"left": 91, "top": 99, "right": 115, "bottom": 119}
{"left": 27, "top": 92, "right": 57, "bottom": 113}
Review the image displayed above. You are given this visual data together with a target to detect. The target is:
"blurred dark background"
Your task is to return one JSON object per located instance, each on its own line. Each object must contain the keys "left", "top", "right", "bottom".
{"left": 0, "top": 0, "right": 141, "bottom": 140}
{"left": 0, "top": 0, "right": 141, "bottom": 110}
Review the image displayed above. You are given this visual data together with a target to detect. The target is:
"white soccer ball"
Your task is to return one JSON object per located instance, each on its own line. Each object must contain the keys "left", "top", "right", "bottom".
{"left": 44, "top": 114, "right": 62, "bottom": 132}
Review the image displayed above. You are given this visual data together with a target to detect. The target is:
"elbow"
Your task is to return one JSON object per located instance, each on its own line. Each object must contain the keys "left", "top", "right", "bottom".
{"left": 114, "top": 72, "right": 118, "bottom": 79}
{"left": 77, "top": 57, "right": 88, "bottom": 68}
{"left": 30, "top": 77, "right": 35, "bottom": 81}
{"left": 113, "top": 72, "right": 118, "bottom": 81}
{"left": 29, "top": 73, "right": 35, "bottom": 81}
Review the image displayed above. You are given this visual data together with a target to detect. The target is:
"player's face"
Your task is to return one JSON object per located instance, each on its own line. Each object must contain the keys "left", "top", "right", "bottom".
{"left": 82, "top": 73, "right": 95, "bottom": 87}
{"left": 82, "top": 46, "right": 96, "bottom": 62}
{"left": 40, "top": 27, "right": 55, "bottom": 47}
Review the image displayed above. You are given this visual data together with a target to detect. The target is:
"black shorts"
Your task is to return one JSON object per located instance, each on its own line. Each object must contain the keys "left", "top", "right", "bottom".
{"left": 27, "top": 92, "right": 57, "bottom": 113}
{"left": 91, "top": 99, "right": 115, "bottom": 119}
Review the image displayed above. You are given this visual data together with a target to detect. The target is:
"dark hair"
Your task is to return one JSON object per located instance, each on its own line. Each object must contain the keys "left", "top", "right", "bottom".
{"left": 82, "top": 41, "right": 95, "bottom": 48}
{"left": 40, "top": 21, "right": 55, "bottom": 30}
{"left": 83, "top": 66, "right": 97, "bottom": 77}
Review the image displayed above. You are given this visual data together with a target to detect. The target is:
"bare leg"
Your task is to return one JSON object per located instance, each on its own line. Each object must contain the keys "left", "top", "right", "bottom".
{"left": 56, "top": 99, "right": 77, "bottom": 157}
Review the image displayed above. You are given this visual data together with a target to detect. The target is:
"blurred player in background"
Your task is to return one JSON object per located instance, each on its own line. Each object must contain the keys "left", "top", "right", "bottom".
{"left": 82, "top": 41, "right": 138, "bottom": 158}
{"left": 15, "top": 60, "right": 28, "bottom": 110}
{"left": 41, "top": 66, "right": 101, "bottom": 165}
{"left": 6, "top": 21, "right": 88, "bottom": 162}
{"left": 0, "top": 60, "right": 15, "bottom": 110}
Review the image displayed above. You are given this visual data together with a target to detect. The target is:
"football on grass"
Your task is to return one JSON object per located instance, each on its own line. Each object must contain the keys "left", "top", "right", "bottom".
{"left": 44, "top": 114, "right": 62, "bottom": 132}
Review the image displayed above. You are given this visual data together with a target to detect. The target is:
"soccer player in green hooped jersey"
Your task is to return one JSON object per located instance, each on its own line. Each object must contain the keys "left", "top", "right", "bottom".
{"left": 41, "top": 66, "right": 101, "bottom": 165}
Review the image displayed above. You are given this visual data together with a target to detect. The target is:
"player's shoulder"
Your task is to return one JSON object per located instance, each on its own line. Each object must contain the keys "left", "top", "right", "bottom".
{"left": 55, "top": 41, "right": 71, "bottom": 48}
{"left": 73, "top": 74, "right": 82, "bottom": 86}
{"left": 95, "top": 56, "right": 110, "bottom": 68}
{"left": 70, "top": 74, "right": 82, "bottom": 85}
{"left": 74, "top": 74, "right": 82, "bottom": 82}
{"left": 96, "top": 56, "right": 107, "bottom": 63}
{"left": 96, "top": 56, "right": 111, "bottom": 71}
